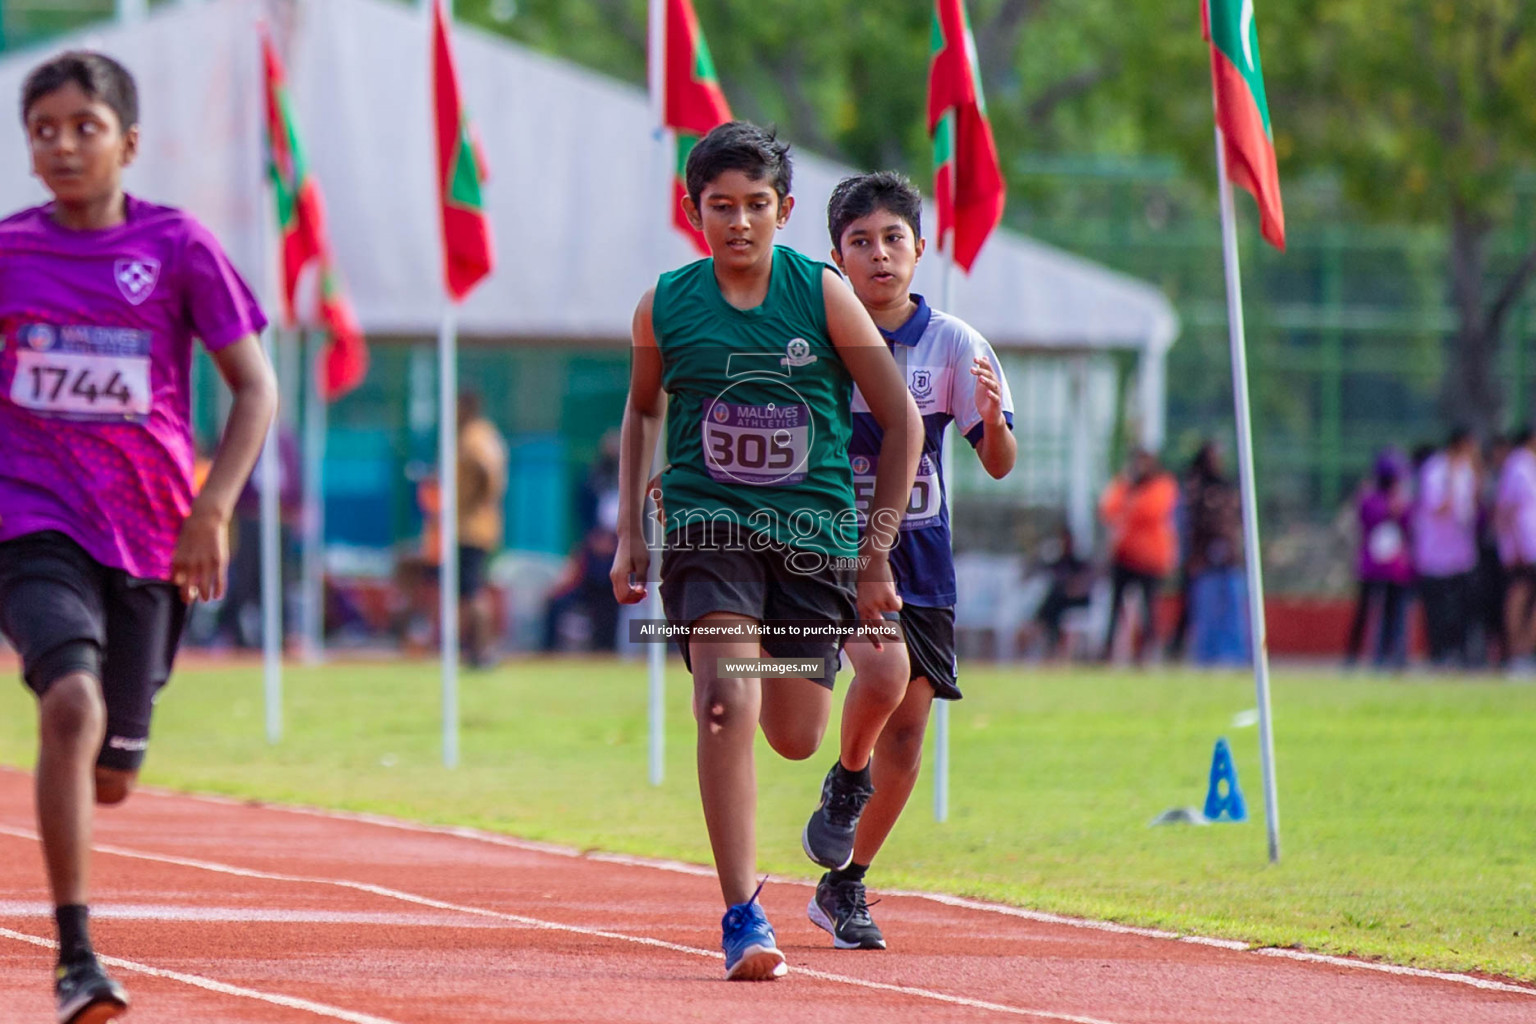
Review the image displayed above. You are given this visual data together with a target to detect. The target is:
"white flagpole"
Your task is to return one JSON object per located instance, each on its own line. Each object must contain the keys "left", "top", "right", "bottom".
{"left": 301, "top": 330, "right": 326, "bottom": 664}
{"left": 258, "top": 328, "right": 283, "bottom": 744}
{"left": 1214, "top": 125, "right": 1280, "bottom": 863}
{"left": 934, "top": 243, "right": 956, "bottom": 824}
{"left": 439, "top": 305, "right": 461, "bottom": 770}
{"left": 645, "top": 0, "right": 668, "bottom": 787}
{"left": 431, "top": 0, "right": 463, "bottom": 771}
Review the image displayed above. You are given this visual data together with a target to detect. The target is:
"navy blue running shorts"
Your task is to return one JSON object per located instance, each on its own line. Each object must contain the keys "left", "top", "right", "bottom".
{"left": 896, "top": 603, "right": 960, "bottom": 700}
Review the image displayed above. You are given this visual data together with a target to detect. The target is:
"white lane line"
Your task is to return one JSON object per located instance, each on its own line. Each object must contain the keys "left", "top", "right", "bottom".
{"left": 0, "top": 823, "right": 1126, "bottom": 1024}
{"left": 1253, "top": 947, "right": 1536, "bottom": 993}
{"left": 0, "top": 926, "right": 406, "bottom": 1024}
{"left": 0, "top": 900, "right": 506, "bottom": 927}
{"left": 157, "top": 795, "right": 1536, "bottom": 999}
{"left": 788, "top": 965, "right": 1124, "bottom": 1023}
{"left": 8, "top": 775, "right": 1536, "bottom": 1000}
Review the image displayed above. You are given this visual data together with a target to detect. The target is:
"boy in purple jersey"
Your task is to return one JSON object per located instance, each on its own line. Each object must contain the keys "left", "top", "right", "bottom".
{"left": 0, "top": 53, "right": 276, "bottom": 1022}
{"left": 801, "top": 172, "right": 1015, "bottom": 950}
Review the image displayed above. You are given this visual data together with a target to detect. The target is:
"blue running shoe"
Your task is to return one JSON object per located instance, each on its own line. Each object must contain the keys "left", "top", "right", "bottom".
{"left": 721, "top": 881, "right": 787, "bottom": 981}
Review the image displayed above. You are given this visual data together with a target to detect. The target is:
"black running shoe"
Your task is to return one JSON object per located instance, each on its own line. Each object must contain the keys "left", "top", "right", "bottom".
{"left": 802, "top": 762, "right": 874, "bottom": 870}
{"left": 807, "top": 873, "right": 886, "bottom": 950}
{"left": 55, "top": 956, "right": 128, "bottom": 1024}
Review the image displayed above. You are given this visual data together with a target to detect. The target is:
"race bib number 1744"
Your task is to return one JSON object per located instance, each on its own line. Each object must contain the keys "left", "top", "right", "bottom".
{"left": 10, "top": 324, "right": 152, "bottom": 421}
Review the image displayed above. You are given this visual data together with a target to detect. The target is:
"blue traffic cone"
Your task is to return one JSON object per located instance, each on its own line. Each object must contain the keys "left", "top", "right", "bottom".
{"left": 1203, "top": 737, "right": 1248, "bottom": 822}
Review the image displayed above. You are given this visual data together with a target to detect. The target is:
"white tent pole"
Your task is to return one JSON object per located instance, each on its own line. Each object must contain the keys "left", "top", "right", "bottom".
{"left": 645, "top": 0, "right": 667, "bottom": 787}
{"left": 934, "top": 247, "right": 956, "bottom": 824}
{"left": 258, "top": 327, "right": 283, "bottom": 744}
{"left": 301, "top": 330, "right": 326, "bottom": 664}
{"left": 1214, "top": 125, "right": 1280, "bottom": 863}
{"left": 1067, "top": 354, "right": 1093, "bottom": 552}
{"left": 439, "top": 305, "right": 461, "bottom": 769}
{"left": 1138, "top": 344, "right": 1168, "bottom": 451}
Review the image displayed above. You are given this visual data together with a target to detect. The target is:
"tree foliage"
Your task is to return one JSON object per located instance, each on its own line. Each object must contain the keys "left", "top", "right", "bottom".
{"left": 465, "top": 0, "right": 1536, "bottom": 430}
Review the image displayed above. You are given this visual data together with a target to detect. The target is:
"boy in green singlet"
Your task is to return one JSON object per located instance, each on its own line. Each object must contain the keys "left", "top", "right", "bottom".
{"left": 610, "top": 122, "right": 922, "bottom": 981}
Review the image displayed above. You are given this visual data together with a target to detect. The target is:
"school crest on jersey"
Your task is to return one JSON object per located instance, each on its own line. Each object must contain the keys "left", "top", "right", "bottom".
{"left": 910, "top": 369, "right": 933, "bottom": 399}
{"left": 781, "top": 337, "right": 817, "bottom": 368}
{"left": 21, "top": 324, "right": 56, "bottom": 351}
{"left": 114, "top": 257, "right": 161, "bottom": 306}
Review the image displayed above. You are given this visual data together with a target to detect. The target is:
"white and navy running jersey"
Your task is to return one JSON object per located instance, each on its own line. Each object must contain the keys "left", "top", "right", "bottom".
{"left": 850, "top": 294, "right": 1014, "bottom": 607}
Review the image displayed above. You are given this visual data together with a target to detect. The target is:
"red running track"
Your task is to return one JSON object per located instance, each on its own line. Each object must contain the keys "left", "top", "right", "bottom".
{"left": 0, "top": 768, "right": 1529, "bottom": 1023}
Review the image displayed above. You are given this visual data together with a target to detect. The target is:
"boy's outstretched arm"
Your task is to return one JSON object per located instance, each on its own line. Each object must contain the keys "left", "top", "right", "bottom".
{"left": 970, "top": 355, "right": 1016, "bottom": 479}
{"left": 823, "top": 269, "right": 922, "bottom": 634}
{"left": 171, "top": 334, "right": 277, "bottom": 604}
{"left": 611, "top": 290, "right": 667, "bottom": 605}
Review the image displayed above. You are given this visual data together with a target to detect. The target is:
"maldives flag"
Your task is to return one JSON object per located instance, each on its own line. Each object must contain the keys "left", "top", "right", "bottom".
{"left": 658, "top": 0, "right": 731, "bottom": 255}
{"left": 432, "top": 0, "right": 494, "bottom": 300}
{"left": 260, "top": 30, "right": 367, "bottom": 400}
{"left": 927, "top": 0, "right": 1005, "bottom": 273}
{"left": 1204, "top": 0, "right": 1285, "bottom": 250}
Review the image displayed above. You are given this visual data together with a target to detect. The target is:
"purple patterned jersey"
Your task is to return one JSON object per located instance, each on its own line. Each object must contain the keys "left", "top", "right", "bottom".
{"left": 0, "top": 196, "right": 267, "bottom": 579}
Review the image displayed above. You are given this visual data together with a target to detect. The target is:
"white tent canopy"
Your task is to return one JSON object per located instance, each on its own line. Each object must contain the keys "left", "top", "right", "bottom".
{"left": 0, "top": 0, "right": 1176, "bottom": 404}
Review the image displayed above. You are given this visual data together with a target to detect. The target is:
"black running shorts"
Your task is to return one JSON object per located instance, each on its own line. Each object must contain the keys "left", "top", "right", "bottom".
{"left": 0, "top": 531, "right": 187, "bottom": 772}
{"left": 659, "top": 522, "right": 856, "bottom": 689}
{"left": 898, "top": 603, "right": 960, "bottom": 700}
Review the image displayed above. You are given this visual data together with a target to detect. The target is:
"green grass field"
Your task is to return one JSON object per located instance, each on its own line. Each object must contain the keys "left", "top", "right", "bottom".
{"left": 0, "top": 656, "right": 1531, "bottom": 983}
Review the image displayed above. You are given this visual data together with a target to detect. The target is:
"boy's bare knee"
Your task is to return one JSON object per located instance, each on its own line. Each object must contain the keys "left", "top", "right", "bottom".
{"left": 94, "top": 768, "right": 136, "bottom": 805}
{"left": 38, "top": 674, "right": 105, "bottom": 745}
{"left": 694, "top": 679, "right": 752, "bottom": 735}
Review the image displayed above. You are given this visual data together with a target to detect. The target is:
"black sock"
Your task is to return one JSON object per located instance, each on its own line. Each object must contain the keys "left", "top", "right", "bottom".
{"left": 836, "top": 759, "right": 872, "bottom": 787}
{"left": 55, "top": 904, "right": 92, "bottom": 965}
{"left": 828, "top": 861, "right": 869, "bottom": 886}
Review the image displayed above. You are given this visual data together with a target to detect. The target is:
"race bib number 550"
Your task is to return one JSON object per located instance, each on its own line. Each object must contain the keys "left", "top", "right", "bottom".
{"left": 10, "top": 324, "right": 151, "bottom": 421}
{"left": 853, "top": 452, "right": 944, "bottom": 530}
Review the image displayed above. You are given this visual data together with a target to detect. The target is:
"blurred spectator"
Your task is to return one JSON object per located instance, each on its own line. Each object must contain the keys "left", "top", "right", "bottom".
{"left": 1411, "top": 427, "right": 1480, "bottom": 667}
{"left": 1098, "top": 448, "right": 1178, "bottom": 664}
{"left": 1022, "top": 525, "right": 1095, "bottom": 661}
{"left": 575, "top": 428, "right": 621, "bottom": 538}
{"left": 1344, "top": 449, "right": 1412, "bottom": 670}
{"left": 1496, "top": 427, "right": 1536, "bottom": 674}
{"left": 397, "top": 394, "right": 509, "bottom": 662}
{"left": 1183, "top": 442, "right": 1250, "bottom": 666}
{"left": 456, "top": 391, "right": 509, "bottom": 667}
{"left": 541, "top": 524, "right": 621, "bottom": 652}
{"left": 212, "top": 425, "right": 301, "bottom": 649}
{"left": 1474, "top": 434, "right": 1512, "bottom": 667}
{"left": 1164, "top": 447, "right": 1200, "bottom": 663}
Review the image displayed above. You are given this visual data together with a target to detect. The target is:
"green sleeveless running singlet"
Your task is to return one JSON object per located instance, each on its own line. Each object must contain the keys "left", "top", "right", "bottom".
{"left": 652, "top": 246, "right": 856, "bottom": 559}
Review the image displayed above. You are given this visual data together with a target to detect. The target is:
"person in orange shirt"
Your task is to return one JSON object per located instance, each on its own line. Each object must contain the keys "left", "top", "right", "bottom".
{"left": 1099, "top": 448, "right": 1179, "bottom": 663}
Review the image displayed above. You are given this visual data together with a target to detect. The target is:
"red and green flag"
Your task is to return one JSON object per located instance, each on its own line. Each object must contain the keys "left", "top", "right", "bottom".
{"left": 432, "top": 0, "right": 494, "bottom": 301}
{"left": 260, "top": 30, "right": 366, "bottom": 401}
{"left": 1203, "top": 0, "right": 1285, "bottom": 250}
{"left": 658, "top": 0, "right": 731, "bottom": 255}
{"left": 927, "top": 0, "right": 1005, "bottom": 273}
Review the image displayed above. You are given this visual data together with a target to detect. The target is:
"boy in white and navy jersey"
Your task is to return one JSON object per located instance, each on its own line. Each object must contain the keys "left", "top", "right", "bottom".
{"left": 801, "top": 172, "right": 1016, "bottom": 951}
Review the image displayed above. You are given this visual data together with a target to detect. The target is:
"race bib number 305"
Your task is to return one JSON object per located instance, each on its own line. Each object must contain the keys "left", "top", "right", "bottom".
{"left": 10, "top": 324, "right": 151, "bottom": 421}
{"left": 702, "top": 399, "right": 810, "bottom": 486}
